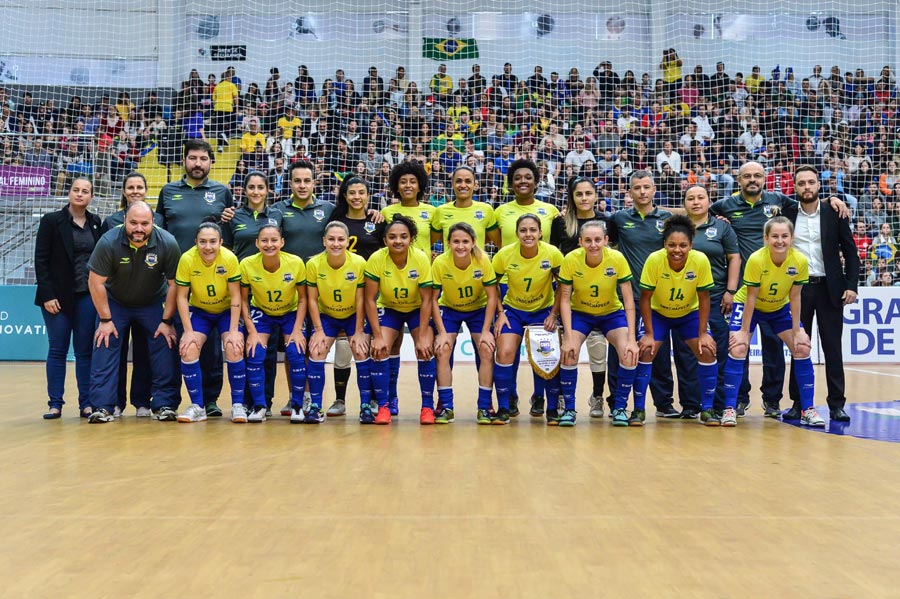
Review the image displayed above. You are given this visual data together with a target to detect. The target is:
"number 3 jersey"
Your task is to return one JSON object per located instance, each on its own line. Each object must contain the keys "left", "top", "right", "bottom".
{"left": 175, "top": 246, "right": 242, "bottom": 314}
{"left": 559, "top": 247, "right": 632, "bottom": 316}
{"left": 431, "top": 252, "right": 497, "bottom": 312}
{"left": 639, "top": 248, "right": 714, "bottom": 318}
{"left": 240, "top": 251, "right": 306, "bottom": 316}
{"left": 364, "top": 247, "right": 433, "bottom": 311}
{"left": 305, "top": 251, "right": 366, "bottom": 319}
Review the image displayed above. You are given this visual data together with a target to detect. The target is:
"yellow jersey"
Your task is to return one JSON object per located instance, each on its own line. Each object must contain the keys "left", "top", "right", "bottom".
{"left": 240, "top": 252, "right": 306, "bottom": 316}
{"left": 240, "top": 132, "right": 266, "bottom": 154}
{"left": 639, "top": 249, "right": 714, "bottom": 318}
{"left": 305, "top": 251, "right": 366, "bottom": 319}
{"left": 494, "top": 199, "right": 560, "bottom": 247}
{"left": 492, "top": 241, "right": 562, "bottom": 311}
{"left": 734, "top": 246, "right": 808, "bottom": 312}
{"left": 175, "top": 246, "right": 242, "bottom": 314}
{"left": 364, "top": 247, "right": 433, "bottom": 311}
{"left": 431, "top": 252, "right": 497, "bottom": 311}
{"left": 212, "top": 80, "right": 238, "bottom": 112}
{"left": 431, "top": 201, "right": 499, "bottom": 251}
{"left": 559, "top": 247, "right": 632, "bottom": 316}
{"left": 276, "top": 116, "right": 302, "bottom": 139}
{"left": 381, "top": 203, "right": 436, "bottom": 255}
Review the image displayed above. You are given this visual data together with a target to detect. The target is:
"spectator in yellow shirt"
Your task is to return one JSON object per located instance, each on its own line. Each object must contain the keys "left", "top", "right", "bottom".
{"left": 277, "top": 106, "right": 303, "bottom": 140}
{"left": 212, "top": 68, "right": 239, "bottom": 151}
{"left": 429, "top": 64, "right": 453, "bottom": 106}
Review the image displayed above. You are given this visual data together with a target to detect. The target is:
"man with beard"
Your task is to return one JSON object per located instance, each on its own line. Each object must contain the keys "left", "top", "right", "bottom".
{"left": 782, "top": 166, "right": 859, "bottom": 422}
{"left": 86, "top": 202, "right": 181, "bottom": 423}
{"left": 157, "top": 139, "right": 235, "bottom": 416}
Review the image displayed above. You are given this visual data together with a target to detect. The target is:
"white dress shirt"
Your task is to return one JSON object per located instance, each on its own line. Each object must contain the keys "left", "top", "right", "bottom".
{"left": 794, "top": 200, "right": 826, "bottom": 276}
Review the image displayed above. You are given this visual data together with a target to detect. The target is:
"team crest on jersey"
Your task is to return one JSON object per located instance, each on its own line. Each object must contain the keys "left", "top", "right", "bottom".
{"left": 763, "top": 205, "right": 780, "bottom": 218}
{"left": 144, "top": 253, "right": 158, "bottom": 267}
{"left": 473, "top": 269, "right": 484, "bottom": 279}
{"left": 540, "top": 260, "right": 551, "bottom": 270}
{"left": 216, "top": 266, "right": 226, "bottom": 275}
{"left": 420, "top": 211, "right": 429, "bottom": 220}
{"left": 685, "top": 271, "right": 696, "bottom": 281}
{"left": 605, "top": 267, "right": 615, "bottom": 277}
{"left": 409, "top": 270, "right": 419, "bottom": 279}
{"left": 537, "top": 208, "right": 547, "bottom": 216}
{"left": 656, "top": 220, "right": 665, "bottom": 232}
{"left": 705, "top": 227, "right": 718, "bottom": 239}
{"left": 313, "top": 209, "right": 325, "bottom": 221}
{"left": 267, "top": 218, "right": 279, "bottom": 226}
{"left": 283, "top": 273, "right": 294, "bottom": 282}
{"left": 474, "top": 210, "right": 484, "bottom": 220}
{"left": 364, "top": 222, "right": 376, "bottom": 233}
{"left": 787, "top": 266, "right": 798, "bottom": 276}
{"left": 204, "top": 192, "right": 217, "bottom": 204}
{"left": 345, "top": 272, "right": 356, "bottom": 281}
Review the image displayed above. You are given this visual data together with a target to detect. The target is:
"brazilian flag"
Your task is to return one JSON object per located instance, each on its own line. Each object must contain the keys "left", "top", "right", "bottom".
{"left": 422, "top": 37, "right": 479, "bottom": 60}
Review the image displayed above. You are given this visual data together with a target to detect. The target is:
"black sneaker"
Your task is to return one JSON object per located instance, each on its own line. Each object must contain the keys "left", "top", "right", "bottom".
{"left": 545, "top": 408, "right": 560, "bottom": 426}
{"left": 492, "top": 407, "right": 510, "bottom": 425}
{"left": 88, "top": 408, "right": 114, "bottom": 424}
{"left": 678, "top": 409, "right": 700, "bottom": 419}
{"left": 736, "top": 401, "right": 749, "bottom": 417}
{"left": 655, "top": 405, "right": 680, "bottom": 418}
{"left": 763, "top": 401, "right": 782, "bottom": 419}
{"left": 206, "top": 402, "right": 223, "bottom": 417}
{"left": 529, "top": 394, "right": 545, "bottom": 417}
{"left": 508, "top": 394, "right": 520, "bottom": 417}
{"left": 782, "top": 406, "right": 802, "bottom": 421}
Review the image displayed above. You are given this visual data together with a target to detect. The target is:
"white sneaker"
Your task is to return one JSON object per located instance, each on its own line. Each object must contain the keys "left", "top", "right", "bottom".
{"left": 801, "top": 407, "right": 826, "bottom": 427}
{"left": 588, "top": 395, "right": 605, "bottom": 419}
{"left": 326, "top": 400, "right": 346, "bottom": 417}
{"left": 177, "top": 404, "right": 208, "bottom": 423}
{"left": 279, "top": 401, "right": 292, "bottom": 417}
{"left": 136, "top": 407, "right": 152, "bottom": 418}
{"left": 231, "top": 404, "right": 248, "bottom": 423}
{"left": 303, "top": 392, "right": 312, "bottom": 413}
{"left": 248, "top": 406, "right": 267, "bottom": 423}
{"left": 721, "top": 407, "right": 737, "bottom": 427}
{"left": 112, "top": 406, "right": 123, "bottom": 419}
{"left": 290, "top": 407, "right": 304, "bottom": 423}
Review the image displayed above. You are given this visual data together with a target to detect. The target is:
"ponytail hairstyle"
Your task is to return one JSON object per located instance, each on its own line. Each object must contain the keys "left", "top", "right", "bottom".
{"left": 662, "top": 214, "right": 695, "bottom": 243}
{"left": 384, "top": 212, "right": 418, "bottom": 241}
{"left": 446, "top": 221, "right": 483, "bottom": 262}
{"left": 196, "top": 215, "right": 223, "bottom": 239}
{"left": 565, "top": 176, "right": 596, "bottom": 239}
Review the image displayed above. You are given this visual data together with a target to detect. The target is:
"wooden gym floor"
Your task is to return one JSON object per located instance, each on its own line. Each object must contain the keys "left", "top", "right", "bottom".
{"left": 1, "top": 361, "right": 900, "bottom": 598}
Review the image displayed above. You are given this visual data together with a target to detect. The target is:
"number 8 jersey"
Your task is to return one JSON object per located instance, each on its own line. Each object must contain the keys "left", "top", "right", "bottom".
{"left": 558, "top": 247, "right": 631, "bottom": 315}
{"left": 175, "top": 246, "right": 242, "bottom": 314}
{"left": 364, "top": 246, "right": 433, "bottom": 311}
{"left": 240, "top": 251, "right": 306, "bottom": 316}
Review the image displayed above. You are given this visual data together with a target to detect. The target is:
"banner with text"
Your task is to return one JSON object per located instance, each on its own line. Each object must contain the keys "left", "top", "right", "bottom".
{"left": 0, "top": 166, "right": 51, "bottom": 196}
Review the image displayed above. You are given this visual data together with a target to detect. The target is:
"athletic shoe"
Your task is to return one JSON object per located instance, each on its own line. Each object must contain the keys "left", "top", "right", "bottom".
{"left": 280, "top": 402, "right": 292, "bottom": 417}
{"left": 611, "top": 408, "right": 629, "bottom": 427}
{"left": 88, "top": 409, "right": 114, "bottom": 424}
{"left": 545, "top": 408, "right": 560, "bottom": 426}
{"left": 266, "top": 408, "right": 273, "bottom": 418}
{"left": 177, "top": 404, "right": 208, "bottom": 423}
{"left": 434, "top": 408, "right": 455, "bottom": 424}
{"left": 136, "top": 407, "right": 152, "bottom": 418}
{"left": 679, "top": 409, "right": 699, "bottom": 419}
{"left": 220, "top": 133, "right": 229, "bottom": 147}
{"left": 763, "top": 401, "right": 782, "bottom": 419}
{"left": 655, "top": 405, "right": 679, "bottom": 418}
{"left": 359, "top": 404, "right": 376, "bottom": 424}
{"left": 628, "top": 409, "right": 646, "bottom": 427}
{"left": 155, "top": 407, "right": 177, "bottom": 421}
{"left": 205, "top": 402, "right": 223, "bottom": 417}
{"left": 248, "top": 406, "right": 267, "bottom": 423}
{"left": 700, "top": 409, "right": 720, "bottom": 427}
{"left": 492, "top": 407, "right": 510, "bottom": 425}
{"left": 304, "top": 406, "right": 325, "bottom": 424}
{"left": 721, "top": 407, "right": 737, "bottom": 427}
{"left": 588, "top": 395, "right": 605, "bottom": 419}
{"left": 529, "top": 394, "right": 545, "bottom": 417}
{"left": 290, "top": 407, "right": 304, "bottom": 424}
{"left": 303, "top": 393, "right": 312, "bottom": 414}
{"left": 476, "top": 409, "right": 493, "bottom": 425}
{"left": 231, "top": 404, "right": 248, "bottom": 423}
{"left": 736, "top": 401, "right": 749, "bottom": 418}
{"left": 420, "top": 407, "right": 435, "bottom": 425}
{"left": 326, "top": 400, "right": 346, "bottom": 417}
{"left": 801, "top": 407, "right": 826, "bottom": 428}
{"left": 558, "top": 409, "right": 577, "bottom": 427}
{"left": 374, "top": 405, "right": 392, "bottom": 425}
{"left": 389, "top": 397, "right": 399, "bottom": 416}
{"left": 112, "top": 406, "right": 123, "bottom": 419}
{"left": 509, "top": 395, "right": 520, "bottom": 417}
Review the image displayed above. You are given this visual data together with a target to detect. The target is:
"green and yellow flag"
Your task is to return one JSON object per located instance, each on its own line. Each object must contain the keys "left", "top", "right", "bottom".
{"left": 422, "top": 37, "right": 479, "bottom": 60}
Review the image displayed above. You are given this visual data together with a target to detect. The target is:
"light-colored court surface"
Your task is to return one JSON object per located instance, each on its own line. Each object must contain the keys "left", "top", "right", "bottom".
{"left": 2, "top": 362, "right": 900, "bottom": 598}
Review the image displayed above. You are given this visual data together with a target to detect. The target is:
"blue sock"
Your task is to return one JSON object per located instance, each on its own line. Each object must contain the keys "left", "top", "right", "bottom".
{"left": 181, "top": 359, "right": 203, "bottom": 406}
{"left": 307, "top": 359, "right": 326, "bottom": 408}
{"left": 795, "top": 356, "right": 816, "bottom": 410}
{"left": 532, "top": 371, "right": 545, "bottom": 400}
{"left": 226, "top": 359, "right": 246, "bottom": 406}
{"left": 632, "top": 361, "right": 653, "bottom": 411}
{"left": 698, "top": 361, "right": 717, "bottom": 412}
{"left": 246, "top": 350, "right": 267, "bottom": 409}
{"left": 284, "top": 343, "right": 307, "bottom": 409}
{"left": 418, "top": 358, "right": 436, "bottom": 409}
{"left": 616, "top": 364, "right": 637, "bottom": 410}
{"left": 723, "top": 355, "right": 745, "bottom": 409}
{"left": 437, "top": 386, "right": 454, "bottom": 410}
{"left": 389, "top": 355, "right": 400, "bottom": 402}
{"left": 494, "top": 361, "right": 513, "bottom": 410}
{"left": 356, "top": 358, "right": 373, "bottom": 408}
{"left": 477, "top": 386, "right": 493, "bottom": 410}
{"left": 560, "top": 366, "right": 577, "bottom": 411}
{"left": 546, "top": 374, "right": 561, "bottom": 411}
{"left": 371, "top": 358, "right": 390, "bottom": 407}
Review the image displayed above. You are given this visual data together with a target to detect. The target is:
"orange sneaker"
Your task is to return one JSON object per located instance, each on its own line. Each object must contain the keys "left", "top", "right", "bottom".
{"left": 374, "top": 405, "right": 392, "bottom": 425}
{"left": 420, "top": 407, "right": 435, "bottom": 425}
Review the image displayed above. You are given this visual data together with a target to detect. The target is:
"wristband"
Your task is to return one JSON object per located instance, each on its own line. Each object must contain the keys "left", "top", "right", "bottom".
{"left": 161, "top": 317, "right": 174, "bottom": 326}
{"left": 99, "top": 317, "right": 112, "bottom": 323}
{"left": 726, "top": 289, "right": 737, "bottom": 295}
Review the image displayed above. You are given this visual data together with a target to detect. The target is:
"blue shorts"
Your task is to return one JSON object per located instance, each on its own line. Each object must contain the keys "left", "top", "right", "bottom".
{"left": 639, "top": 310, "right": 701, "bottom": 342}
{"left": 729, "top": 302, "right": 796, "bottom": 335}
{"left": 570, "top": 309, "right": 628, "bottom": 337}
{"left": 438, "top": 306, "right": 486, "bottom": 335}
{"left": 190, "top": 308, "right": 242, "bottom": 337}
{"left": 365, "top": 307, "right": 424, "bottom": 334}
{"left": 499, "top": 306, "right": 551, "bottom": 337}
{"left": 320, "top": 313, "right": 360, "bottom": 338}
{"left": 248, "top": 307, "right": 300, "bottom": 337}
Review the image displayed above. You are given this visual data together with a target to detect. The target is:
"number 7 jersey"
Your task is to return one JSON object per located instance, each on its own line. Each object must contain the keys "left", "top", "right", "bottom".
{"left": 240, "top": 251, "right": 306, "bottom": 316}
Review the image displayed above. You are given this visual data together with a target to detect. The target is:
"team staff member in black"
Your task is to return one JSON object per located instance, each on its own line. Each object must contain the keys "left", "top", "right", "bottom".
{"left": 783, "top": 166, "right": 859, "bottom": 422}
{"left": 86, "top": 202, "right": 181, "bottom": 423}
{"left": 157, "top": 139, "right": 235, "bottom": 417}
{"left": 34, "top": 177, "right": 102, "bottom": 419}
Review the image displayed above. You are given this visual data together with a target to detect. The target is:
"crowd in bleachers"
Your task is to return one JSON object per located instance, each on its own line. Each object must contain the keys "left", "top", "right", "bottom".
{"left": 3, "top": 57, "right": 900, "bottom": 284}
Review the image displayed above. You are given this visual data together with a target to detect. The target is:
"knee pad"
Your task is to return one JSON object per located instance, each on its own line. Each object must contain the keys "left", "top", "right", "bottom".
{"left": 334, "top": 336, "right": 352, "bottom": 369}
